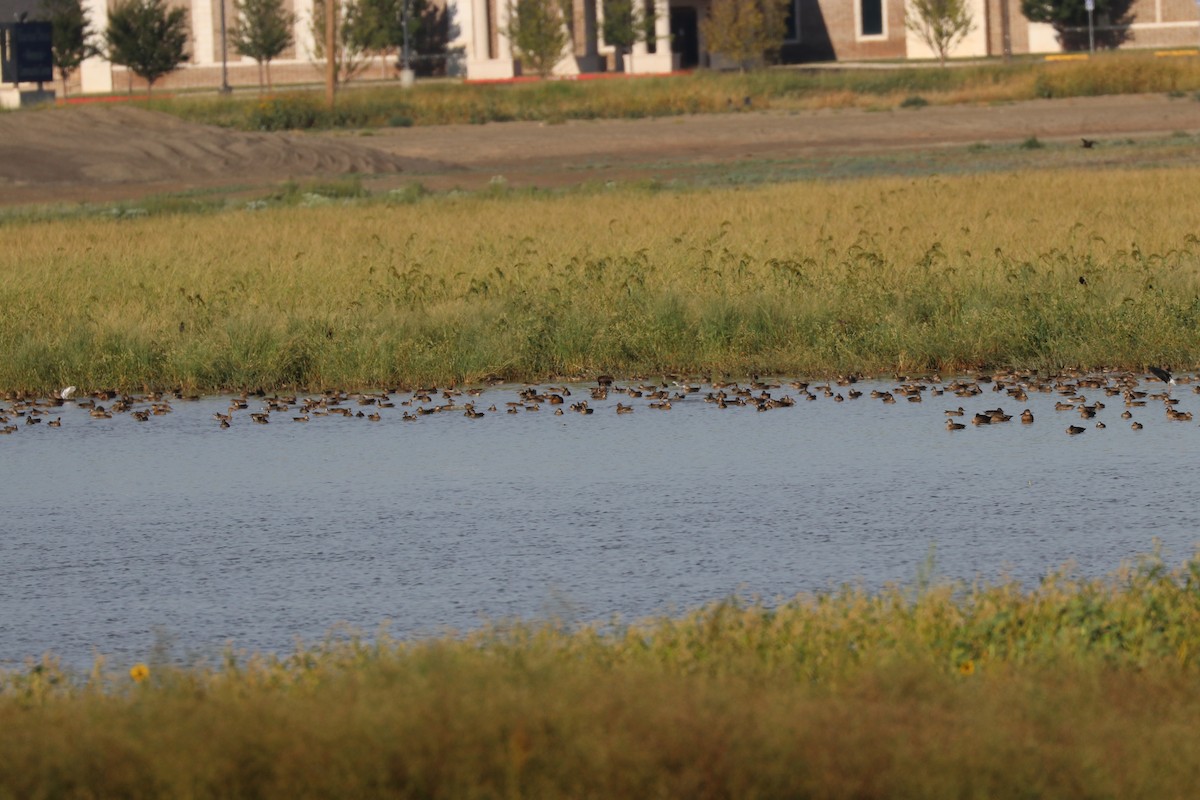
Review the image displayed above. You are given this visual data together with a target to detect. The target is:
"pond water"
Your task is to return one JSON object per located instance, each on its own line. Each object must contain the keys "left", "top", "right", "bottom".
{"left": 3, "top": 375, "right": 1198, "bottom": 669}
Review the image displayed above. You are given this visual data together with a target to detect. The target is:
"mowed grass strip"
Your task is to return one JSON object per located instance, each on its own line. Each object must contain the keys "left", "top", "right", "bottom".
{"left": 5, "top": 553, "right": 1200, "bottom": 798}
{"left": 2, "top": 167, "right": 1199, "bottom": 393}
{"left": 149, "top": 53, "right": 1200, "bottom": 130}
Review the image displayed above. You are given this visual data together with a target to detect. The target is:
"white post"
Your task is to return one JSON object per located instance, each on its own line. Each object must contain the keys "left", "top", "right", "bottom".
{"left": 1086, "top": 0, "right": 1094, "bottom": 53}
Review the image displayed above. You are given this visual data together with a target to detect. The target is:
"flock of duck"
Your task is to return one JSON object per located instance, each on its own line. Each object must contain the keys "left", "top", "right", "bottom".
{"left": 0, "top": 368, "right": 1192, "bottom": 436}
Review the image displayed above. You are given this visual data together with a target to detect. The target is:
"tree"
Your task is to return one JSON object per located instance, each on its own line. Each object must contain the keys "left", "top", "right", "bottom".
{"left": 344, "top": 0, "right": 428, "bottom": 78}
{"left": 411, "top": 0, "right": 454, "bottom": 75}
{"left": 505, "top": 0, "right": 569, "bottom": 77}
{"left": 1021, "top": 0, "right": 1134, "bottom": 49}
{"left": 700, "top": 0, "right": 790, "bottom": 70}
{"left": 906, "top": 0, "right": 972, "bottom": 66}
{"left": 39, "top": 0, "right": 93, "bottom": 97}
{"left": 601, "top": 0, "right": 654, "bottom": 72}
{"left": 105, "top": 0, "right": 188, "bottom": 94}
{"left": 310, "top": 0, "right": 371, "bottom": 85}
{"left": 232, "top": 0, "right": 294, "bottom": 91}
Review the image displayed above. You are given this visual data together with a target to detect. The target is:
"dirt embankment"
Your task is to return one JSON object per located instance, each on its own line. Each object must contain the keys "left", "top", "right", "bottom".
{"left": 0, "top": 105, "right": 443, "bottom": 205}
{"left": 1, "top": 93, "right": 1197, "bottom": 206}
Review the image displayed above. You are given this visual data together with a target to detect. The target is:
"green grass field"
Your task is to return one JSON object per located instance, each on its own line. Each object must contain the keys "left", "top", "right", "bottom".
{"left": 2, "top": 166, "right": 1198, "bottom": 394}
{"left": 136, "top": 52, "right": 1200, "bottom": 130}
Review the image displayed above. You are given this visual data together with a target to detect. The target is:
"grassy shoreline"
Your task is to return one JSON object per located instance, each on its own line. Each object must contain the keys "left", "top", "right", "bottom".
{"left": 5, "top": 552, "right": 1200, "bottom": 797}
{"left": 2, "top": 166, "right": 1198, "bottom": 395}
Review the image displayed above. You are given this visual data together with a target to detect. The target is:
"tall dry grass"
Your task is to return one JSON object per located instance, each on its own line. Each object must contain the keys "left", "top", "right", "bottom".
{"left": 4, "top": 552, "right": 1200, "bottom": 797}
{"left": 2, "top": 167, "right": 1199, "bottom": 392}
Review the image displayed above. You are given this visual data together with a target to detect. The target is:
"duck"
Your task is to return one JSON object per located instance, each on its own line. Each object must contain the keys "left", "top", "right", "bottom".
{"left": 1131, "top": 421, "right": 1143, "bottom": 430}
{"left": 1020, "top": 409, "right": 1034, "bottom": 424}
{"left": 1066, "top": 425, "right": 1086, "bottom": 435}
{"left": 946, "top": 419, "right": 965, "bottom": 431}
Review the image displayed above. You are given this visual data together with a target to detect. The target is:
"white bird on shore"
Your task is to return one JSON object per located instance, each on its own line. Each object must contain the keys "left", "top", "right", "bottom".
{"left": 58, "top": 386, "right": 77, "bottom": 400}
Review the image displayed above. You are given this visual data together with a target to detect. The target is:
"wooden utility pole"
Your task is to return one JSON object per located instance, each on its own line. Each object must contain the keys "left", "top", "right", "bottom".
{"left": 325, "top": 0, "right": 337, "bottom": 108}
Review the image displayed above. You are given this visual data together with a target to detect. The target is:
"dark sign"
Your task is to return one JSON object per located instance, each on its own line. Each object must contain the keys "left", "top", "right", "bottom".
{"left": 1, "top": 21, "right": 53, "bottom": 85}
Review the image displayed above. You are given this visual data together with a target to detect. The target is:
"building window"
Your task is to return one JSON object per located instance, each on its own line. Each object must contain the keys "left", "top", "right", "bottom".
{"left": 784, "top": 0, "right": 800, "bottom": 42}
{"left": 860, "top": 0, "right": 883, "bottom": 37}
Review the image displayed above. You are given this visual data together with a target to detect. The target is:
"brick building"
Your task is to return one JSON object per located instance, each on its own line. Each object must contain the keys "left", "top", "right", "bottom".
{"left": 4, "top": 0, "right": 1198, "bottom": 93}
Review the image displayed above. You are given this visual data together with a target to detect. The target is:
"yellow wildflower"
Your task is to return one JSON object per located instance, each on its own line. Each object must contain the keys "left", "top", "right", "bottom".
{"left": 129, "top": 663, "right": 150, "bottom": 683}
{"left": 957, "top": 659, "right": 976, "bottom": 676}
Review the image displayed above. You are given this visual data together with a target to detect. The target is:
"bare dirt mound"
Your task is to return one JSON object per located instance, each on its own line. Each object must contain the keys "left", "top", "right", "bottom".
{"left": 2, "top": 93, "right": 1197, "bottom": 205}
{"left": 0, "top": 105, "right": 446, "bottom": 204}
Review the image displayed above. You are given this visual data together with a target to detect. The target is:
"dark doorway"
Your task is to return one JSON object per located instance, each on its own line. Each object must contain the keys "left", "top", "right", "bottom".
{"left": 670, "top": 6, "right": 699, "bottom": 69}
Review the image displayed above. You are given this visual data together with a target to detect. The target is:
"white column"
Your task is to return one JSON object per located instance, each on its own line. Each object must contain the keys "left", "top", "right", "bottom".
{"left": 474, "top": 0, "right": 491, "bottom": 58}
{"left": 192, "top": 0, "right": 216, "bottom": 65}
{"left": 496, "top": 0, "right": 513, "bottom": 59}
{"left": 630, "top": 0, "right": 673, "bottom": 72}
{"left": 465, "top": 0, "right": 516, "bottom": 78}
{"left": 79, "top": 0, "right": 113, "bottom": 93}
{"left": 654, "top": 0, "right": 670, "bottom": 62}
{"left": 294, "top": 0, "right": 316, "bottom": 61}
